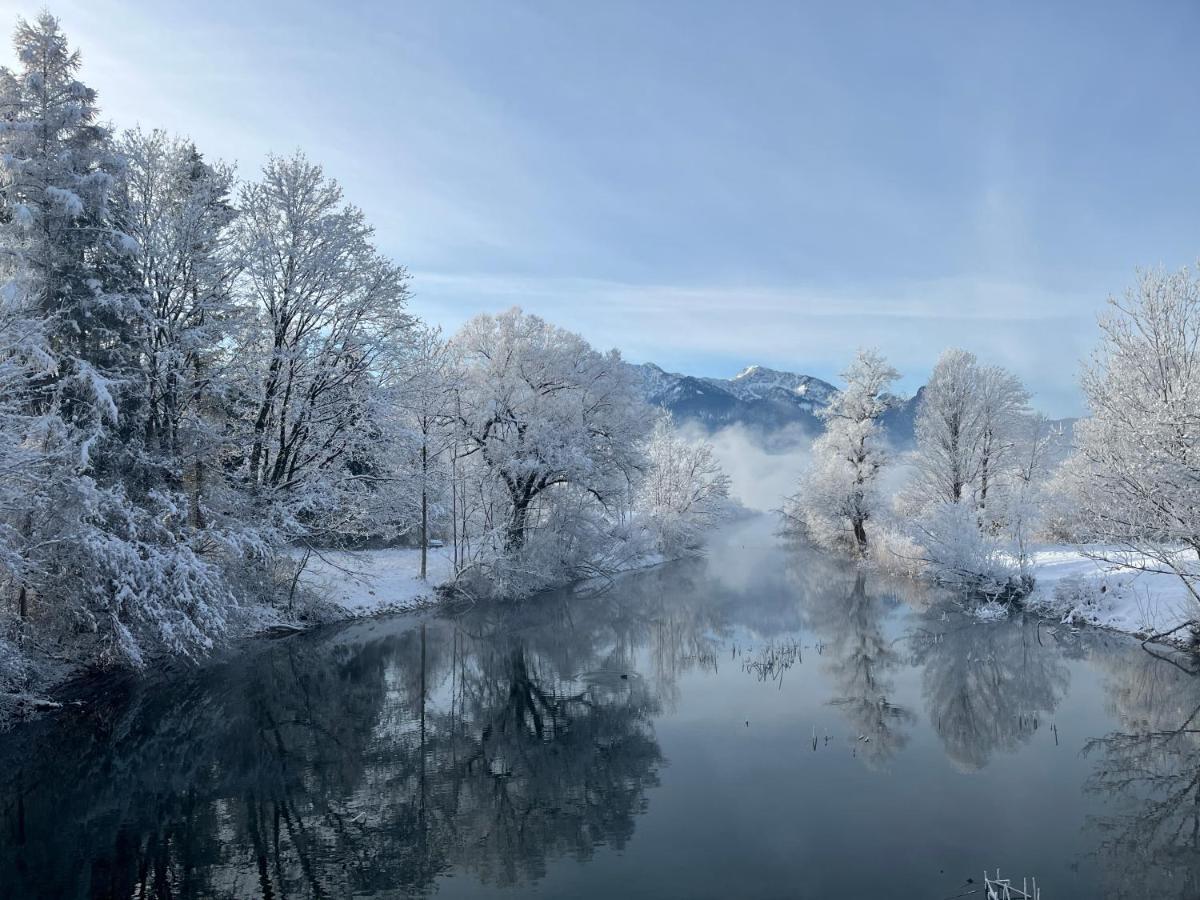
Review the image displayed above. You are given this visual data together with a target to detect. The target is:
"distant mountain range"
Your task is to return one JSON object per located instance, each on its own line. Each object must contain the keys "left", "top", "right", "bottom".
{"left": 628, "top": 362, "right": 922, "bottom": 447}
{"left": 629, "top": 362, "right": 1077, "bottom": 459}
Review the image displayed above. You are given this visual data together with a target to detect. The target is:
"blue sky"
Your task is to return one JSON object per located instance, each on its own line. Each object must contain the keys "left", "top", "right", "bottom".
{"left": 4, "top": 0, "right": 1199, "bottom": 415}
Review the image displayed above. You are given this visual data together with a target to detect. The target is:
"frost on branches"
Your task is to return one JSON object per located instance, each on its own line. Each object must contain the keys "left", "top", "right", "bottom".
{"left": 903, "top": 349, "right": 1045, "bottom": 601}
{"left": 1063, "top": 267, "right": 1200, "bottom": 635}
{"left": 0, "top": 11, "right": 739, "bottom": 694}
{"left": 637, "top": 416, "right": 732, "bottom": 556}
{"left": 783, "top": 349, "right": 899, "bottom": 558}
{"left": 447, "top": 309, "right": 649, "bottom": 597}
{"left": 232, "top": 152, "right": 414, "bottom": 544}
{"left": 0, "top": 15, "right": 437, "bottom": 689}
{"left": 0, "top": 14, "right": 240, "bottom": 671}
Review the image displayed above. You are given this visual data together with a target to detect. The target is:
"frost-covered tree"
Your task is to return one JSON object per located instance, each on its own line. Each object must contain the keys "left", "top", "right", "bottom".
{"left": 784, "top": 349, "right": 899, "bottom": 557}
{"left": 637, "top": 416, "right": 731, "bottom": 555}
{"left": 912, "top": 349, "right": 981, "bottom": 506}
{"left": 0, "top": 15, "right": 240, "bottom": 665}
{"left": 115, "top": 127, "right": 239, "bottom": 522}
{"left": 1068, "top": 267, "right": 1200, "bottom": 624}
{"left": 449, "top": 309, "right": 646, "bottom": 592}
{"left": 392, "top": 324, "right": 455, "bottom": 578}
{"left": 911, "top": 348, "right": 1030, "bottom": 521}
{"left": 975, "top": 363, "right": 1032, "bottom": 522}
{"left": 904, "top": 349, "right": 1039, "bottom": 598}
{"left": 232, "top": 153, "right": 412, "bottom": 542}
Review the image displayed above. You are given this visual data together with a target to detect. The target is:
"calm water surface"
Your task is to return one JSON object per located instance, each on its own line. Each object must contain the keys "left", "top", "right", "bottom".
{"left": 2, "top": 519, "right": 1198, "bottom": 899}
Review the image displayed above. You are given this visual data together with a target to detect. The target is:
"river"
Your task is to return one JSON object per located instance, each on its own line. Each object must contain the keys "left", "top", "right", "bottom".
{"left": 1, "top": 518, "right": 1197, "bottom": 898}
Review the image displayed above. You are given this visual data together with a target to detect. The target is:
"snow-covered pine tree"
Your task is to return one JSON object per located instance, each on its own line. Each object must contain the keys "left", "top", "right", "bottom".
{"left": 0, "top": 15, "right": 237, "bottom": 665}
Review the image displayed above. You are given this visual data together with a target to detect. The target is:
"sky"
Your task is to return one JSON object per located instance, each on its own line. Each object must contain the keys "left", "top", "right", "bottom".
{"left": 3, "top": 0, "right": 1198, "bottom": 416}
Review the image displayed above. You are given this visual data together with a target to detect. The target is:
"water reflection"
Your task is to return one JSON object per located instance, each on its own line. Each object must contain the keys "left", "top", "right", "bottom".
{"left": 0, "top": 527, "right": 1194, "bottom": 899}
{"left": 0, "top": 595, "right": 675, "bottom": 898}
{"left": 796, "top": 559, "right": 914, "bottom": 768}
{"left": 910, "top": 610, "right": 1071, "bottom": 771}
{"left": 1084, "top": 646, "right": 1200, "bottom": 899}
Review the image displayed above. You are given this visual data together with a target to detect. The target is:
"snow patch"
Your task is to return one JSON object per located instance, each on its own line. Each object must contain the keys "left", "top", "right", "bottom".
{"left": 299, "top": 547, "right": 454, "bottom": 616}
{"left": 1025, "top": 544, "right": 1197, "bottom": 641}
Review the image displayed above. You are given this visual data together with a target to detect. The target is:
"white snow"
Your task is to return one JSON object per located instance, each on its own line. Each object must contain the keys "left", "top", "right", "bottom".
{"left": 299, "top": 546, "right": 454, "bottom": 616}
{"left": 1024, "top": 544, "right": 1197, "bottom": 640}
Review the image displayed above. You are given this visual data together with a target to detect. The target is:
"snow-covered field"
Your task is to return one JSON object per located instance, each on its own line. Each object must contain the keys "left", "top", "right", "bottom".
{"left": 1025, "top": 544, "right": 1197, "bottom": 642}
{"left": 298, "top": 547, "right": 454, "bottom": 616}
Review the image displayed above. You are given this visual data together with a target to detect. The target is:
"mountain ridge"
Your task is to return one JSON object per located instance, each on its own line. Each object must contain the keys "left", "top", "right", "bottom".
{"left": 628, "top": 361, "right": 921, "bottom": 447}
{"left": 630, "top": 362, "right": 1075, "bottom": 458}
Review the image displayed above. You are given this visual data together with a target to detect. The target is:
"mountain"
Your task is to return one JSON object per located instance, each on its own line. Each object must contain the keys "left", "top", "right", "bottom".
{"left": 630, "top": 362, "right": 921, "bottom": 447}
{"left": 631, "top": 363, "right": 827, "bottom": 433}
{"left": 631, "top": 362, "right": 1079, "bottom": 459}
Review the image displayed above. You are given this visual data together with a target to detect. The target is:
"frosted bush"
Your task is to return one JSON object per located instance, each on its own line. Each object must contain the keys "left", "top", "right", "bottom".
{"left": 914, "top": 501, "right": 1032, "bottom": 602}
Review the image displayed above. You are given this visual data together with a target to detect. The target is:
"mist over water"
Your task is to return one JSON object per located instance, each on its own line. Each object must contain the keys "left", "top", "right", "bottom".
{"left": 680, "top": 422, "right": 813, "bottom": 512}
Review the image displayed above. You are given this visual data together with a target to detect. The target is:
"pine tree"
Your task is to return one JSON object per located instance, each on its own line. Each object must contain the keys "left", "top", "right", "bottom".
{"left": 0, "top": 16, "right": 235, "bottom": 664}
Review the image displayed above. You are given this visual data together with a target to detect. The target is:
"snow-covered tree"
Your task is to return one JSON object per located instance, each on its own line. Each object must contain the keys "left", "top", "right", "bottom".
{"left": 449, "top": 308, "right": 646, "bottom": 592}
{"left": 392, "top": 323, "right": 455, "bottom": 578}
{"left": 1068, "top": 267, "right": 1200, "bottom": 626}
{"left": 912, "top": 349, "right": 981, "bottom": 506}
{"left": 902, "top": 349, "right": 1041, "bottom": 599}
{"left": 232, "top": 153, "right": 412, "bottom": 542}
{"left": 784, "top": 349, "right": 899, "bottom": 557}
{"left": 637, "top": 416, "right": 732, "bottom": 555}
{"left": 910, "top": 348, "right": 1030, "bottom": 522}
{"left": 1005, "top": 413, "right": 1058, "bottom": 568}
{"left": 115, "top": 127, "right": 239, "bottom": 522}
{"left": 975, "top": 363, "right": 1032, "bottom": 523}
{"left": 0, "top": 15, "right": 241, "bottom": 665}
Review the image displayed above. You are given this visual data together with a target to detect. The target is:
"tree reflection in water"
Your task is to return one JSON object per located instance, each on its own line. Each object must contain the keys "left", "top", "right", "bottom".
{"left": 793, "top": 555, "right": 915, "bottom": 769}
{"left": 1084, "top": 645, "right": 1200, "bottom": 899}
{"left": 909, "top": 607, "right": 1070, "bottom": 771}
{"left": 3, "top": 532, "right": 1197, "bottom": 900}
{"left": 0, "top": 578, "right": 728, "bottom": 899}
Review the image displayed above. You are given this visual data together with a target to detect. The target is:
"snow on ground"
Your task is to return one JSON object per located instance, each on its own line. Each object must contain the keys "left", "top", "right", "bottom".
{"left": 1025, "top": 544, "right": 1197, "bottom": 640}
{"left": 299, "top": 546, "right": 454, "bottom": 616}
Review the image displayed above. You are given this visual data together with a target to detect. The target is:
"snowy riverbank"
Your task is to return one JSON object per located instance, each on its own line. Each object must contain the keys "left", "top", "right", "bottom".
{"left": 1023, "top": 544, "right": 1198, "bottom": 644}
{"left": 296, "top": 541, "right": 678, "bottom": 616}
{"left": 297, "top": 547, "right": 455, "bottom": 616}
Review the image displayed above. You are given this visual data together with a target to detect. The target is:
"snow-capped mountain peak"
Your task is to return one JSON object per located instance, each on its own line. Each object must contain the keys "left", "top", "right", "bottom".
{"left": 718, "top": 365, "right": 837, "bottom": 406}
{"left": 627, "top": 360, "right": 921, "bottom": 446}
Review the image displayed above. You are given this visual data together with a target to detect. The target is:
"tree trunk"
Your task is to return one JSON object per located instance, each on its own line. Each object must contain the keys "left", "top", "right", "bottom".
{"left": 190, "top": 460, "right": 206, "bottom": 529}
{"left": 451, "top": 450, "right": 459, "bottom": 570}
{"left": 420, "top": 442, "right": 428, "bottom": 579}
{"left": 852, "top": 516, "right": 868, "bottom": 557}
{"left": 16, "top": 510, "right": 32, "bottom": 620}
{"left": 506, "top": 501, "right": 529, "bottom": 552}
